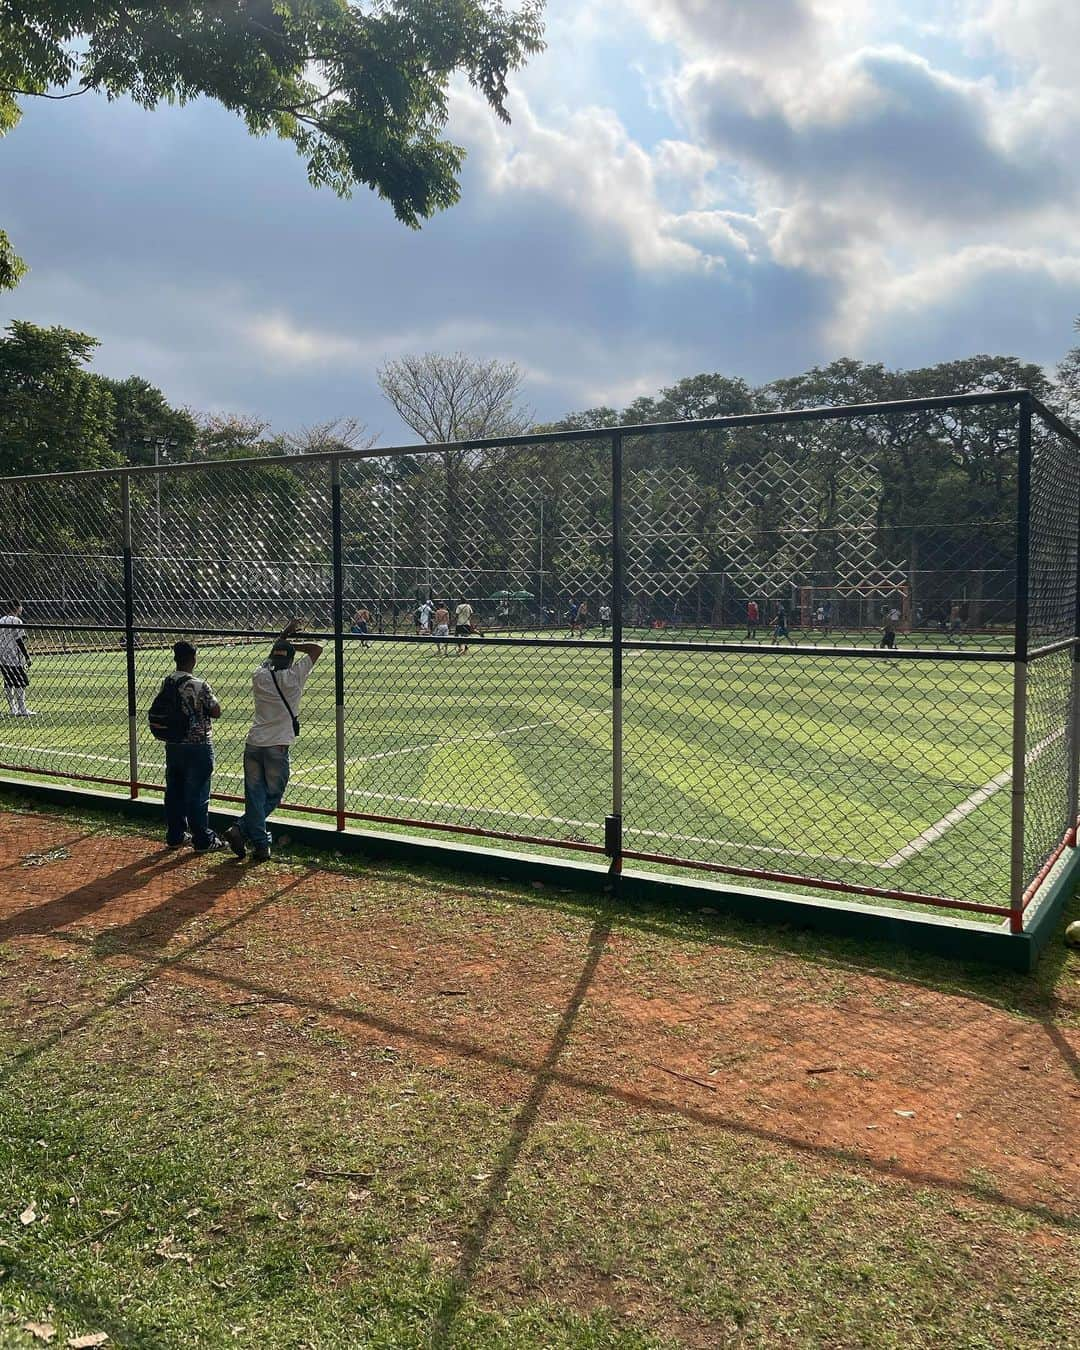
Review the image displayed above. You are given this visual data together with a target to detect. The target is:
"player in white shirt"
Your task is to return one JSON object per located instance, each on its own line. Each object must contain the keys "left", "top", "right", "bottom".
{"left": 454, "top": 600, "right": 474, "bottom": 654}
{"left": 224, "top": 617, "right": 322, "bottom": 862}
{"left": 0, "top": 601, "right": 34, "bottom": 716}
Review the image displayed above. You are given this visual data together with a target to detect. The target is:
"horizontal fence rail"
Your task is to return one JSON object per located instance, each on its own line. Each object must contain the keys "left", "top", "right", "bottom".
{"left": 1, "top": 392, "right": 1078, "bottom": 931}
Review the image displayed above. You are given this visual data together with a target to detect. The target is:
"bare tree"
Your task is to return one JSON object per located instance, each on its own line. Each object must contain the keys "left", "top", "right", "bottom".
{"left": 377, "top": 352, "right": 531, "bottom": 445}
{"left": 284, "top": 417, "right": 378, "bottom": 456}
{"left": 377, "top": 353, "right": 532, "bottom": 585}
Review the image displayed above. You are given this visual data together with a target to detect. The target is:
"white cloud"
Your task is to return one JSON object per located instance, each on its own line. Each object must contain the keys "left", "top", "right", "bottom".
{"left": 451, "top": 88, "right": 747, "bottom": 274}
{"left": 677, "top": 46, "right": 1063, "bottom": 229}
{"left": 965, "top": 1, "right": 1080, "bottom": 86}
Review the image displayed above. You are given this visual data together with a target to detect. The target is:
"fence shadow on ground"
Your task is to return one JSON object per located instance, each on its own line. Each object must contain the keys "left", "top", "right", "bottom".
{"left": 1, "top": 843, "right": 1077, "bottom": 1346}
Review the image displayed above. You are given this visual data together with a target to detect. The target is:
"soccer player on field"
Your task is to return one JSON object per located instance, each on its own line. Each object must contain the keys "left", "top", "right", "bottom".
{"left": 350, "top": 607, "right": 371, "bottom": 648}
{"left": 432, "top": 603, "right": 450, "bottom": 655}
{"left": 599, "top": 602, "right": 611, "bottom": 636}
{"left": 746, "top": 599, "right": 759, "bottom": 639}
{"left": 771, "top": 605, "right": 792, "bottom": 644}
{"left": 454, "top": 598, "right": 474, "bottom": 653}
{"left": 0, "top": 601, "right": 33, "bottom": 716}
{"left": 880, "top": 622, "right": 897, "bottom": 650}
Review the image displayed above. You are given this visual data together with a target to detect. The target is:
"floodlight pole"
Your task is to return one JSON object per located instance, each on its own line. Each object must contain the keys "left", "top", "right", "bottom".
{"left": 331, "top": 459, "right": 346, "bottom": 832}
{"left": 1009, "top": 395, "right": 1032, "bottom": 934}
{"left": 121, "top": 473, "right": 139, "bottom": 799}
{"left": 606, "top": 430, "right": 624, "bottom": 879}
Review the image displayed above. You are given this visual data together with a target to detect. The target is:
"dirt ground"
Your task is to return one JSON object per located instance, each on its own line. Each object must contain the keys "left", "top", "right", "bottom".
{"left": 1, "top": 808, "right": 1077, "bottom": 1227}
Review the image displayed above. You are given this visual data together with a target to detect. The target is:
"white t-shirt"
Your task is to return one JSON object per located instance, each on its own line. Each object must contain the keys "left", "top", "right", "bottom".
{"left": 247, "top": 654, "right": 313, "bottom": 747}
{"left": 419, "top": 602, "right": 433, "bottom": 626}
{"left": 0, "top": 615, "right": 27, "bottom": 667}
{"left": 455, "top": 603, "right": 473, "bottom": 627}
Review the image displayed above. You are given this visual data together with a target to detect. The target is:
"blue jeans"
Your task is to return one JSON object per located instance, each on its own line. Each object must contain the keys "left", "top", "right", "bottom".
{"left": 237, "top": 744, "right": 291, "bottom": 850}
{"left": 164, "top": 742, "right": 216, "bottom": 848}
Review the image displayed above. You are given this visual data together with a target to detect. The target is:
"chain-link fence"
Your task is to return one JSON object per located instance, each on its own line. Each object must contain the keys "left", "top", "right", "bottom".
{"left": 0, "top": 391, "right": 1076, "bottom": 932}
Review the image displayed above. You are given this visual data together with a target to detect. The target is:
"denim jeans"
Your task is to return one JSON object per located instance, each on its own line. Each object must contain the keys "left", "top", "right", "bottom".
{"left": 164, "top": 742, "right": 215, "bottom": 848}
{"left": 238, "top": 743, "right": 291, "bottom": 850}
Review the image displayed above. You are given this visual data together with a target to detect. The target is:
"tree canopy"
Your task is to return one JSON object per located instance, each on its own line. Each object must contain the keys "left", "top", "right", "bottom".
{"left": 0, "top": 0, "right": 545, "bottom": 287}
{"left": 0, "top": 321, "right": 116, "bottom": 475}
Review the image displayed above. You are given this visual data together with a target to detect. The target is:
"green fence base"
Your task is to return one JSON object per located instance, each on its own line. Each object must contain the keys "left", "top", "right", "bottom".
{"left": 2, "top": 776, "right": 1075, "bottom": 974}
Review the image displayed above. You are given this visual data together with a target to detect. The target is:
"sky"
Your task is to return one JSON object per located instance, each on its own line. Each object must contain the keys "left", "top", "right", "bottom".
{"left": 2, "top": 0, "right": 1079, "bottom": 443}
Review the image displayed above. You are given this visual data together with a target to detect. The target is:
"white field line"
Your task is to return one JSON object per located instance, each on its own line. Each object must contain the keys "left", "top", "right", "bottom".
{"left": 877, "top": 726, "right": 1064, "bottom": 869}
{"left": 345, "top": 712, "right": 606, "bottom": 765}
{"left": 0, "top": 725, "right": 1059, "bottom": 873}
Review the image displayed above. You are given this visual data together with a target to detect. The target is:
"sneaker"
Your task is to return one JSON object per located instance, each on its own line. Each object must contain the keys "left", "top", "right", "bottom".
{"left": 166, "top": 833, "right": 192, "bottom": 850}
{"left": 193, "top": 837, "right": 226, "bottom": 855}
{"left": 252, "top": 846, "right": 271, "bottom": 862}
{"left": 223, "top": 824, "right": 246, "bottom": 860}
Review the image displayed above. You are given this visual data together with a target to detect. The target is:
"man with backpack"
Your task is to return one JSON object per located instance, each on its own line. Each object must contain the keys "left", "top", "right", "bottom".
{"left": 149, "top": 640, "right": 224, "bottom": 853}
{"left": 224, "top": 617, "right": 322, "bottom": 862}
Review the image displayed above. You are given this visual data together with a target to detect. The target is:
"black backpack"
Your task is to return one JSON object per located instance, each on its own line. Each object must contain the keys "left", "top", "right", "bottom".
{"left": 148, "top": 673, "right": 192, "bottom": 742}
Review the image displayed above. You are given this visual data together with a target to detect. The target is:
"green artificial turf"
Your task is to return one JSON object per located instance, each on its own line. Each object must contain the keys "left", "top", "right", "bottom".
{"left": 0, "top": 632, "right": 1045, "bottom": 920}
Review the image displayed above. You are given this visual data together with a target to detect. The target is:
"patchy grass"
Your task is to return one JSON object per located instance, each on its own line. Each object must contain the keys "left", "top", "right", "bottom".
{"left": 0, "top": 800, "right": 1077, "bottom": 1347}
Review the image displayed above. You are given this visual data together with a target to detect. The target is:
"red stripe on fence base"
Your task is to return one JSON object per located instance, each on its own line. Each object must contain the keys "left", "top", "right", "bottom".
{"left": 1021, "top": 822, "right": 1079, "bottom": 910}
{"left": 620, "top": 848, "right": 1013, "bottom": 918}
{"left": 0, "top": 761, "right": 1015, "bottom": 918}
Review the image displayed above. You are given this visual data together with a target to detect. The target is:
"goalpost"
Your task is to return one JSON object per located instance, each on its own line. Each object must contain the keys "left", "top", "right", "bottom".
{"left": 798, "top": 582, "right": 911, "bottom": 632}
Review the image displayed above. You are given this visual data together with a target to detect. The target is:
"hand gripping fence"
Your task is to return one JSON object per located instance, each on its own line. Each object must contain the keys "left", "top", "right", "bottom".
{"left": 1, "top": 390, "right": 1077, "bottom": 934}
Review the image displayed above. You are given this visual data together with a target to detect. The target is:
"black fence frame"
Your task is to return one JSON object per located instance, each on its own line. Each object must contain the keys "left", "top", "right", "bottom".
{"left": 3, "top": 388, "right": 1079, "bottom": 936}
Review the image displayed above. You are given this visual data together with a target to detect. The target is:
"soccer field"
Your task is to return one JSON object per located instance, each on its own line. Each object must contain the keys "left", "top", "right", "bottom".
{"left": 0, "top": 633, "right": 1023, "bottom": 920}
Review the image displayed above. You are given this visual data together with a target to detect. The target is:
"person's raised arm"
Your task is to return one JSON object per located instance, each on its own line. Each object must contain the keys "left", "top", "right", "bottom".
{"left": 294, "top": 642, "right": 324, "bottom": 664}
{"left": 268, "top": 615, "right": 302, "bottom": 659}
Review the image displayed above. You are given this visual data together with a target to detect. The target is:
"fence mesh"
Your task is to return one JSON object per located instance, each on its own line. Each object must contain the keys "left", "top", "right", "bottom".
{"left": 0, "top": 393, "right": 1076, "bottom": 929}
{"left": 1022, "top": 410, "right": 1080, "bottom": 897}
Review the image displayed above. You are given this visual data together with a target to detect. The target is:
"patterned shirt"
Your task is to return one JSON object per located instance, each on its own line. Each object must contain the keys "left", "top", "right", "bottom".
{"left": 164, "top": 672, "right": 216, "bottom": 745}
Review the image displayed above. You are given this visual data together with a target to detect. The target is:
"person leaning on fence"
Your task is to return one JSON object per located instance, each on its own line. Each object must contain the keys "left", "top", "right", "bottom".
{"left": 0, "top": 600, "right": 34, "bottom": 716}
{"left": 157, "top": 641, "right": 224, "bottom": 853}
{"left": 225, "top": 618, "right": 322, "bottom": 863}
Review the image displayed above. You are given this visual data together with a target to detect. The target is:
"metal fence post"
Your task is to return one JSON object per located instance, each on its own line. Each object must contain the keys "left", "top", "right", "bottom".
{"left": 1009, "top": 395, "right": 1032, "bottom": 933}
{"left": 605, "top": 430, "right": 624, "bottom": 876}
{"left": 331, "top": 460, "right": 346, "bottom": 832}
{"left": 121, "top": 472, "right": 139, "bottom": 799}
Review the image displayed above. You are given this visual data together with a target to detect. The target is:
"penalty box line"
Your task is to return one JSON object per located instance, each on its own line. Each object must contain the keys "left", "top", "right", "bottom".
{"left": 0, "top": 726, "right": 1063, "bottom": 871}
